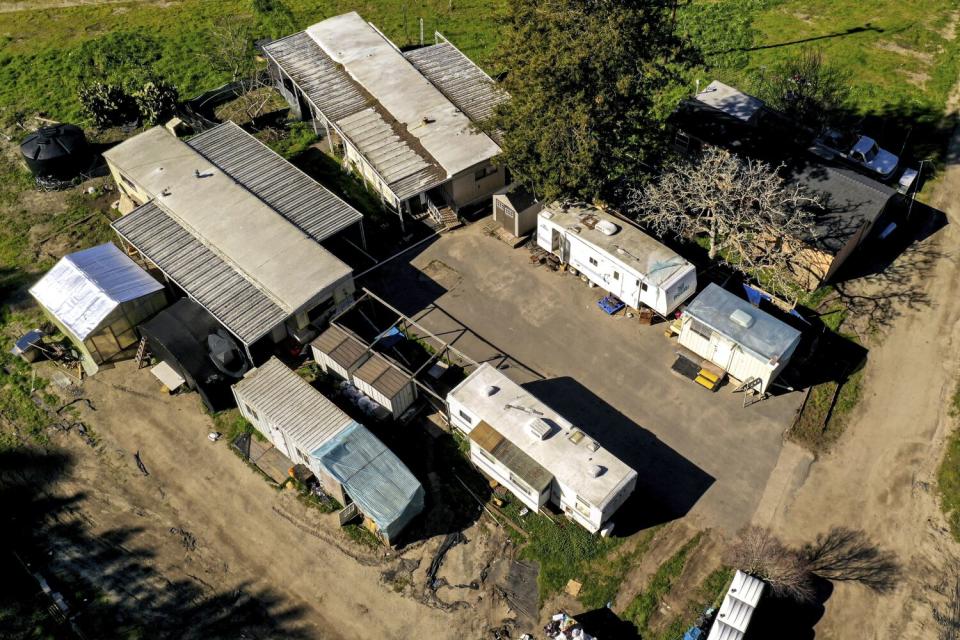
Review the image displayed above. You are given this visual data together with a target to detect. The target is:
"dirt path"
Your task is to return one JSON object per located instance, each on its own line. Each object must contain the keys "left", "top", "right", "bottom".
{"left": 754, "top": 124, "right": 960, "bottom": 636}
{"left": 40, "top": 361, "right": 511, "bottom": 639}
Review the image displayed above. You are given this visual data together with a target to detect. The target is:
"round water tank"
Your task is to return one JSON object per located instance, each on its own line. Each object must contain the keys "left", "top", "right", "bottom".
{"left": 20, "top": 124, "right": 89, "bottom": 179}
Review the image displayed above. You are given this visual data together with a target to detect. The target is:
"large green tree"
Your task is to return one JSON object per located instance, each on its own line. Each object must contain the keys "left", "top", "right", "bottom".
{"left": 491, "top": 0, "right": 691, "bottom": 202}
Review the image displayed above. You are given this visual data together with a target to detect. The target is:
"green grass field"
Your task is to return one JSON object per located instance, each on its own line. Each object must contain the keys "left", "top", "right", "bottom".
{"left": 0, "top": 0, "right": 957, "bottom": 129}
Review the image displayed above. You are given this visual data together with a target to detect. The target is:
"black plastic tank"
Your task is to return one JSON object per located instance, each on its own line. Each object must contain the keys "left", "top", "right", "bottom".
{"left": 20, "top": 124, "right": 89, "bottom": 179}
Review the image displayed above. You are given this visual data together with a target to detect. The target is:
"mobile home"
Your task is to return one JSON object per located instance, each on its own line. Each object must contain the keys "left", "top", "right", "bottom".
{"left": 447, "top": 364, "right": 637, "bottom": 533}
{"left": 678, "top": 284, "right": 802, "bottom": 393}
{"left": 536, "top": 202, "right": 697, "bottom": 316}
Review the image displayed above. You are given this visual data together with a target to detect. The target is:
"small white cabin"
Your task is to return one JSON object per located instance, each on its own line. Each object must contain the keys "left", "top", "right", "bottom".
{"left": 447, "top": 364, "right": 637, "bottom": 533}
{"left": 352, "top": 352, "right": 418, "bottom": 417}
{"left": 536, "top": 202, "right": 697, "bottom": 316}
{"left": 678, "top": 284, "right": 802, "bottom": 393}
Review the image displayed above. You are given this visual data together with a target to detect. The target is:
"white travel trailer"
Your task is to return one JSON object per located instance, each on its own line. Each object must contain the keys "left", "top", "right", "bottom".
{"left": 536, "top": 202, "right": 697, "bottom": 316}
{"left": 447, "top": 364, "right": 637, "bottom": 534}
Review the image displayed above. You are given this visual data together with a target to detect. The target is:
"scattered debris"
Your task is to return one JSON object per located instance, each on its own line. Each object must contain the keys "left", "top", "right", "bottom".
{"left": 169, "top": 527, "right": 197, "bottom": 551}
{"left": 565, "top": 579, "right": 582, "bottom": 597}
{"left": 207, "top": 431, "right": 222, "bottom": 442}
{"left": 427, "top": 532, "right": 467, "bottom": 590}
{"left": 56, "top": 398, "right": 95, "bottom": 414}
{"left": 134, "top": 450, "right": 149, "bottom": 476}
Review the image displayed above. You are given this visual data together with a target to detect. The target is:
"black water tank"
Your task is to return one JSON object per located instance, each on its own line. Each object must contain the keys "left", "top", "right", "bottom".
{"left": 20, "top": 124, "right": 88, "bottom": 179}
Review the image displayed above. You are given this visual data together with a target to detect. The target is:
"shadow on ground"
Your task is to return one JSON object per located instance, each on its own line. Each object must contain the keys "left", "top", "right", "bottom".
{"left": 0, "top": 447, "right": 310, "bottom": 639}
{"left": 524, "top": 377, "right": 715, "bottom": 536}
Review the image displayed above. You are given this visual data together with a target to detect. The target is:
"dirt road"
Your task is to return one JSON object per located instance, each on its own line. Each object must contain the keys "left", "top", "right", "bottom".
{"left": 39, "top": 363, "right": 513, "bottom": 639}
{"left": 754, "top": 126, "right": 960, "bottom": 636}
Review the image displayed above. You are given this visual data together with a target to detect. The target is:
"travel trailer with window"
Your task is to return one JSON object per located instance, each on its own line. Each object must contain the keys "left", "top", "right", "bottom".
{"left": 536, "top": 202, "right": 697, "bottom": 316}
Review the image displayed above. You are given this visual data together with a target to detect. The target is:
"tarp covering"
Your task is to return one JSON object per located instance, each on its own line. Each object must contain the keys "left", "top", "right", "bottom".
{"left": 29, "top": 243, "right": 163, "bottom": 340}
{"left": 313, "top": 422, "right": 424, "bottom": 541}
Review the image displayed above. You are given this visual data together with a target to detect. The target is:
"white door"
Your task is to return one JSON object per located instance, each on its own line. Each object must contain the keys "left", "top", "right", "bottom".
{"left": 711, "top": 337, "right": 735, "bottom": 371}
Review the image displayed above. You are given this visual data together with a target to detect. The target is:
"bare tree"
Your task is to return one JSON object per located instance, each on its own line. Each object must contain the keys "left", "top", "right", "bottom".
{"left": 629, "top": 146, "right": 821, "bottom": 299}
{"left": 727, "top": 526, "right": 816, "bottom": 603}
{"left": 208, "top": 18, "right": 273, "bottom": 122}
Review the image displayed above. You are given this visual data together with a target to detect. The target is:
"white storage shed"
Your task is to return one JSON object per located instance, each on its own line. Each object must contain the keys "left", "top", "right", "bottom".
{"left": 536, "top": 202, "right": 697, "bottom": 316}
{"left": 352, "top": 353, "right": 418, "bottom": 417}
{"left": 492, "top": 186, "right": 542, "bottom": 238}
{"left": 678, "top": 284, "right": 802, "bottom": 393}
{"left": 447, "top": 364, "right": 637, "bottom": 533}
{"left": 311, "top": 325, "right": 370, "bottom": 380}
{"left": 29, "top": 243, "right": 166, "bottom": 375}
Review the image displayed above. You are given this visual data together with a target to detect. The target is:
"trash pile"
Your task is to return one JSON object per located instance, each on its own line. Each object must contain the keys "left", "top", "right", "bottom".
{"left": 543, "top": 612, "right": 595, "bottom": 640}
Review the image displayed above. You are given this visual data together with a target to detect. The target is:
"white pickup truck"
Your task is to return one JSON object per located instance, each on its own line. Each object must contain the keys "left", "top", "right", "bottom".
{"left": 810, "top": 129, "right": 918, "bottom": 192}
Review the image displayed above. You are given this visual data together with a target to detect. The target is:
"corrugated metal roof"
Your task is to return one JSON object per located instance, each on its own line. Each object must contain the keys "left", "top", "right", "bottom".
{"left": 262, "top": 31, "right": 370, "bottom": 123}
{"left": 314, "top": 421, "right": 425, "bottom": 539}
{"left": 707, "top": 570, "right": 765, "bottom": 640}
{"left": 336, "top": 108, "right": 446, "bottom": 201}
{"left": 187, "top": 122, "right": 362, "bottom": 243}
{"left": 684, "top": 284, "right": 801, "bottom": 361}
{"left": 354, "top": 353, "right": 411, "bottom": 399}
{"left": 112, "top": 200, "right": 287, "bottom": 345}
{"left": 233, "top": 357, "right": 354, "bottom": 453}
{"left": 404, "top": 41, "right": 506, "bottom": 140}
{"left": 312, "top": 325, "right": 369, "bottom": 371}
{"left": 29, "top": 243, "right": 163, "bottom": 340}
{"left": 469, "top": 420, "right": 553, "bottom": 492}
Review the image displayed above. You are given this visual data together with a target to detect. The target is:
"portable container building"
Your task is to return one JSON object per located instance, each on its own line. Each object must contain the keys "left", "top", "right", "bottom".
{"left": 352, "top": 352, "right": 418, "bottom": 417}
{"left": 29, "top": 243, "right": 166, "bottom": 375}
{"left": 311, "top": 325, "right": 370, "bottom": 380}
{"left": 536, "top": 202, "right": 697, "bottom": 316}
{"left": 447, "top": 364, "right": 637, "bottom": 533}
{"left": 313, "top": 422, "right": 425, "bottom": 544}
{"left": 492, "top": 186, "right": 542, "bottom": 238}
{"left": 232, "top": 357, "right": 424, "bottom": 543}
{"left": 678, "top": 284, "right": 802, "bottom": 393}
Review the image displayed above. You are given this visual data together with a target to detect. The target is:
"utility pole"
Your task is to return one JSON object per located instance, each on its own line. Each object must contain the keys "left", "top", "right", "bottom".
{"left": 420, "top": 18, "right": 424, "bottom": 46}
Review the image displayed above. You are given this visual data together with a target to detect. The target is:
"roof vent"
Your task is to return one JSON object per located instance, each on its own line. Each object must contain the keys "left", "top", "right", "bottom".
{"left": 587, "top": 440, "right": 600, "bottom": 452}
{"left": 595, "top": 220, "right": 619, "bottom": 236}
{"left": 730, "top": 309, "right": 754, "bottom": 328}
{"left": 528, "top": 418, "right": 552, "bottom": 440}
{"left": 485, "top": 385, "right": 500, "bottom": 397}
{"left": 589, "top": 464, "right": 604, "bottom": 478}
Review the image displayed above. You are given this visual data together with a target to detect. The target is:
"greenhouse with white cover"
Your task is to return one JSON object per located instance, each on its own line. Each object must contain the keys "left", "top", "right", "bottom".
{"left": 29, "top": 243, "right": 166, "bottom": 375}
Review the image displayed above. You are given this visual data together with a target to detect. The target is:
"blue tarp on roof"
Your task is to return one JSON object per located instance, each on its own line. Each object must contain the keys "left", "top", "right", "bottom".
{"left": 313, "top": 422, "right": 424, "bottom": 541}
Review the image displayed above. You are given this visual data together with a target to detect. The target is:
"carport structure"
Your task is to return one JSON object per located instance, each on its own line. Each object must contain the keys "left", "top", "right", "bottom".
{"left": 326, "top": 287, "right": 480, "bottom": 417}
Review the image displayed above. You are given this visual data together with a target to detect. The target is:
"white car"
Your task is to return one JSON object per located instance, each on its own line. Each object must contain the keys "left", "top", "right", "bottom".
{"left": 811, "top": 129, "right": 900, "bottom": 180}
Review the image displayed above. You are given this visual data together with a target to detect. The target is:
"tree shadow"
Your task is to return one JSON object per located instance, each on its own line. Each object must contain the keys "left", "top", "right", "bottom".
{"left": 0, "top": 447, "right": 310, "bottom": 639}
{"left": 522, "top": 377, "right": 715, "bottom": 536}
{"left": 574, "top": 607, "right": 641, "bottom": 639}
{"left": 746, "top": 575, "right": 833, "bottom": 640}
{"left": 801, "top": 527, "right": 901, "bottom": 593}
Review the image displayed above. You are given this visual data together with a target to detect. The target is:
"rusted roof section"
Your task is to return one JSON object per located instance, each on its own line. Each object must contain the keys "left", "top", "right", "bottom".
{"left": 469, "top": 420, "right": 553, "bottom": 492}
{"left": 312, "top": 325, "right": 369, "bottom": 371}
{"left": 354, "top": 352, "right": 410, "bottom": 399}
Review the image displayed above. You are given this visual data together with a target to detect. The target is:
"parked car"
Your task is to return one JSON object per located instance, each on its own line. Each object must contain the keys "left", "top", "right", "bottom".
{"left": 810, "top": 129, "right": 900, "bottom": 180}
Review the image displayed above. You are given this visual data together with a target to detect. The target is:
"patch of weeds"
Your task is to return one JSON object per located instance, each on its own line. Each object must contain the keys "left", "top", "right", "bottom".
{"left": 210, "top": 408, "right": 263, "bottom": 442}
{"left": 939, "top": 396, "right": 960, "bottom": 541}
{"left": 264, "top": 121, "right": 319, "bottom": 159}
{"left": 500, "top": 500, "right": 623, "bottom": 603}
{"left": 289, "top": 477, "right": 341, "bottom": 514}
{"left": 578, "top": 526, "right": 662, "bottom": 610}
{"left": 623, "top": 532, "right": 704, "bottom": 633}
{"left": 790, "top": 366, "right": 864, "bottom": 452}
{"left": 654, "top": 566, "right": 734, "bottom": 640}
{"left": 344, "top": 523, "right": 382, "bottom": 550}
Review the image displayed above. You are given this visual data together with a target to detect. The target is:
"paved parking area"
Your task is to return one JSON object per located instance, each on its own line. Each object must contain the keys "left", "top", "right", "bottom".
{"left": 363, "top": 219, "right": 804, "bottom": 534}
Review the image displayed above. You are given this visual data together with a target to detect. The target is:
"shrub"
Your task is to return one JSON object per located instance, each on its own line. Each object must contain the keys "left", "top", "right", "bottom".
{"left": 78, "top": 81, "right": 136, "bottom": 128}
{"left": 134, "top": 80, "right": 179, "bottom": 125}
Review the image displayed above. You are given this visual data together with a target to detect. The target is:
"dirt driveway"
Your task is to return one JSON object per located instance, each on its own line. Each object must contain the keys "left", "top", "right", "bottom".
{"left": 753, "top": 128, "right": 960, "bottom": 636}
{"left": 35, "top": 361, "right": 518, "bottom": 639}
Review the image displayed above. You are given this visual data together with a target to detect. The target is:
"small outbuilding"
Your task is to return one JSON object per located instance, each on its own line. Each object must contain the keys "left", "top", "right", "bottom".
{"left": 29, "top": 243, "right": 166, "bottom": 375}
{"left": 492, "top": 186, "right": 542, "bottom": 238}
{"left": 311, "top": 325, "right": 369, "bottom": 380}
{"left": 677, "top": 284, "right": 801, "bottom": 393}
{"left": 313, "top": 421, "right": 425, "bottom": 545}
{"left": 352, "top": 352, "right": 418, "bottom": 417}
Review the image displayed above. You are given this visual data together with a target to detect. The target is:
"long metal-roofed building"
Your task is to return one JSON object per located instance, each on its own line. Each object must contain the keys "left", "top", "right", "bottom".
{"left": 105, "top": 125, "right": 359, "bottom": 357}
{"left": 263, "top": 12, "right": 507, "bottom": 224}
